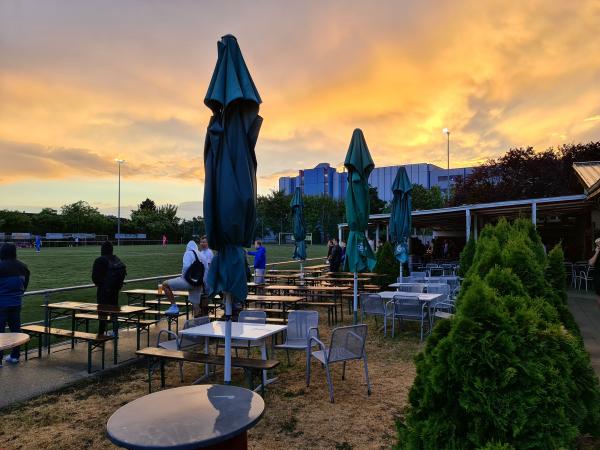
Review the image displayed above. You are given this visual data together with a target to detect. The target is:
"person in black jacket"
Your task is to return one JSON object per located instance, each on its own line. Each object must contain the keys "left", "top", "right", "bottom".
{"left": 0, "top": 243, "right": 30, "bottom": 364}
{"left": 329, "top": 238, "right": 342, "bottom": 272}
{"left": 92, "top": 241, "right": 126, "bottom": 335}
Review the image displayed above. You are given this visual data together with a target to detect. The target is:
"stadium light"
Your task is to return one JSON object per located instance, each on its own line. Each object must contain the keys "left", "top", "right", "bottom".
{"left": 442, "top": 129, "right": 450, "bottom": 202}
{"left": 115, "top": 159, "right": 126, "bottom": 246}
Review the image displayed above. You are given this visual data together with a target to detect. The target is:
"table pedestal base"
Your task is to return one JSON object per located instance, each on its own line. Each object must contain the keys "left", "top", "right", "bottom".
{"left": 204, "top": 431, "right": 247, "bottom": 450}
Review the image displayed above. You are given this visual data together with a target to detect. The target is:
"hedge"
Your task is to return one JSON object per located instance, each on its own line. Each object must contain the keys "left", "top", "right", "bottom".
{"left": 396, "top": 218, "right": 600, "bottom": 449}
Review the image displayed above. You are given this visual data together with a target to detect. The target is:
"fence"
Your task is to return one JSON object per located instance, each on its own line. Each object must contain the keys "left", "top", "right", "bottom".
{"left": 18, "top": 256, "right": 325, "bottom": 334}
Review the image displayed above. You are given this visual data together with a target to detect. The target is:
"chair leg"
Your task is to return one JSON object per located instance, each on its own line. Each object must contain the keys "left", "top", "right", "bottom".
{"left": 325, "top": 362, "right": 334, "bottom": 403}
{"left": 342, "top": 361, "right": 346, "bottom": 380}
{"left": 363, "top": 355, "right": 371, "bottom": 396}
{"left": 306, "top": 352, "right": 311, "bottom": 387}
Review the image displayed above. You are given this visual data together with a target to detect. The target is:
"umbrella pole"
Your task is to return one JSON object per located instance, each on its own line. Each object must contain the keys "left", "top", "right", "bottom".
{"left": 224, "top": 292, "right": 232, "bottom": 385}
{"left": 300, "top": 262, "right": 304, "bottom": 285}
{"left": 353, "top": 272, "right": 358, "bottom": 324}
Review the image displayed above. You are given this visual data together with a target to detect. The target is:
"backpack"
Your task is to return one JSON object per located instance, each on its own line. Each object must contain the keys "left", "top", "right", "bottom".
{"left": 184, "top": 250, "right": 205, "bottom": 287}
{"left": 103, "top": 257, "right": 127, "bottom": 293}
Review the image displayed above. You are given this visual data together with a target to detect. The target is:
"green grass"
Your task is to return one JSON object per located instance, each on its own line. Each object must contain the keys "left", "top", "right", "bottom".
{"left": 16, "top": 243, "right": 328, "bottom": 324}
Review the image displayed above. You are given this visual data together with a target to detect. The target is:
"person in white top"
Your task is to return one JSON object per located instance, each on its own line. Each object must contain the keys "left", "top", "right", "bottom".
{"left": 163, "top": 238, "right": 212, "bottom": 318}
{"left": 197, "top": 235, "right": 214, "bottom": 315}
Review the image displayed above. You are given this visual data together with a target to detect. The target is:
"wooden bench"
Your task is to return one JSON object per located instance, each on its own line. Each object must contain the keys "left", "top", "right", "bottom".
{"left": 300, "top": 302, "right": 336, "bottom": 325}
{"left": 135, "top": 347, "right": 280, "bottom": 395}
{"left": 145, "top": 300, "right": 187, "bottom": 307}
{"left": 74, "top": 313, "right": 157, "bottom": 349}
{"left": 21, "top": 324, "right": 112, "bottom": 373}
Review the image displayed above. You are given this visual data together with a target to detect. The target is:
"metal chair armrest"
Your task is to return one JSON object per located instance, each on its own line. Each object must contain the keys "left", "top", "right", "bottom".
{"left": 156, "top": 329, "right": 179, "bottom": 347}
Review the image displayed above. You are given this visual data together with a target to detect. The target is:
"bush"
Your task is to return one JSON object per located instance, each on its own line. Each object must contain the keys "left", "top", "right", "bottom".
{"left": 374, "top": 241, "right": 400, "bottom": 287}
{"left": 396, "top": 219, "right": 600, "bottom": 449}
{"left": 458, "top": 238, "right": 476, "bottom": 277}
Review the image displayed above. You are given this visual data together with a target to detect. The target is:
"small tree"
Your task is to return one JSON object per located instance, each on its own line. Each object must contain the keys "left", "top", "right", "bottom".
{"left": 373, "top": 241, "right": 399, "bottom": 287}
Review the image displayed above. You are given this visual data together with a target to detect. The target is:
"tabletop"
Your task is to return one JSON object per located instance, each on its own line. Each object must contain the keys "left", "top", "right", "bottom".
{"left": 180, "top": 321, "right": 287, "bottom": 341}
{"left": 264, "top": 285, "right": 349, "bottom": 292}
{"left": 107, "top": 384, "right": 264, "bottom": 450}
{"left": 0, "top": 333, "right": 30, "bottom": 352}
{"left": 122, "top": 289, "right": 189, "bottom": 297}
{"left": 388, "top": 282, "right": 447, "bottom": 288}
{"left": 246, "top": 295, "right": 304, "bottom": 304}
{"left": 377, "top": 291, "right": 443, "bottom": 302}
{"left": 46, "top": 301, "right": 148, "bottom": 314}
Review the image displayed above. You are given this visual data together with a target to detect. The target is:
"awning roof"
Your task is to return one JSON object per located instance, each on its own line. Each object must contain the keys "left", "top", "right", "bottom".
{"left": 338, "top": 194, "right": 590, "bottom": 230}
{"left": 573, "top": 161, "right": 600, "bottom": 199}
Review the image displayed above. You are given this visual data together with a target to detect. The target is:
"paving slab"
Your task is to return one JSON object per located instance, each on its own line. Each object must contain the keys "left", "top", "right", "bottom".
{"left": 567, "top": 289, "right": 600, "bottom": 377}
{"left": 0, "top": 316, "right": 184, "bottom": 409}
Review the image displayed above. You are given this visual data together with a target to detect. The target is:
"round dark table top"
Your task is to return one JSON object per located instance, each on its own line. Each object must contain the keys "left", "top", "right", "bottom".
{"left": 106, "top": 384, "right": 265, "bottom": 449}
{"left": 0, "top": 333, "right": 30, "bottom": 352}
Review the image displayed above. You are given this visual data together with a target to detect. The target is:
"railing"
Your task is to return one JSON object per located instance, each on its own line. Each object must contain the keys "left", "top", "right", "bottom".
{"left": 20, "top": 256, "right": 325, "bottom": 328}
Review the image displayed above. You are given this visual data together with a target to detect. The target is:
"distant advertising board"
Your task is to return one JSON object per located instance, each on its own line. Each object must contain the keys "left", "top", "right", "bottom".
{"left": 46, "top": 233, "right": 65, "bottom": 239}
{"left": 72, "top": 233, "right": 96, "bottom": 239}
{"left": 115, "top": 234, "right": 145, "bottom": 239}
{"left": 11, "top": 233, "right": 31, "bottom": 240}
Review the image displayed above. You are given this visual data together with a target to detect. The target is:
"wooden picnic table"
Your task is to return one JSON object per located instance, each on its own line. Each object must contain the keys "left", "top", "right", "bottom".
{"left": 305, "top": 276, "right": 370, "bottom": 285}
{"left": 45, "top": 301, "right": 148, "bottom": 364}
{"left": 0, "top": 333, "right": 29, "bottom": 352}
{"left": 122, "top": 288, "right": 190, "bottom": 319}
{"left": 263, "top": 285, "right": 349, "bottom": 323}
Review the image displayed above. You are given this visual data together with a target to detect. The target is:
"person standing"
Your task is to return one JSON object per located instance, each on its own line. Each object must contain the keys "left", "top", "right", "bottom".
{"left": 162, "top": 234, "right": 168, "bottom": 248}
{"left": 92, "top": 242, "right": 127, "bottom": 335}
{"left": 588, "top": 238, "right": 600, "bottom": 308}
{"left": 163, "top": 240, "right": 204, "bottom": 317}
{"left": 34, "top": 235, "right": 42, "bottom": 254}
{"left": 248, "top": 240, "right": 267, "bottom": 284}
{"left": 329, "top": 238, "right": 342, "bottom": 272}
{"left": 198, "top": 236, "right": 214, "bottom": 316}
{"left": 0, "top": 243, "right": 30, "bottom": 365}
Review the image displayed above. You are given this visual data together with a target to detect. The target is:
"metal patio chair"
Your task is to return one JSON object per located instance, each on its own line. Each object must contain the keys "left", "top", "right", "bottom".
{"left": 274, "top": 310, "right": 319, "bottom": 365}
{"left": 306, "top": 324, "right": 371, "bottom": 403}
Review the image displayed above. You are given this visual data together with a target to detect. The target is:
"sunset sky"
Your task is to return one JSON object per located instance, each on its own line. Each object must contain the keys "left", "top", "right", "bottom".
{"left": 1, "top": 0, "right": 599, "bottom": 218}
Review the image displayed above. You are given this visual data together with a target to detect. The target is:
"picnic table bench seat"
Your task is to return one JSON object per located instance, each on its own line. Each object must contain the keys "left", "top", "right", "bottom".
{"left": 136, "top": 347, "right": 280, "bottom": 395}
{"left": 21, "top": 324, "right": 112, "bottom": 373}
{"left": 144, "top": 300, "right": 188, "bottom": 307}
{"left": 73, "top": 313, "right": 157, "bottom": 348}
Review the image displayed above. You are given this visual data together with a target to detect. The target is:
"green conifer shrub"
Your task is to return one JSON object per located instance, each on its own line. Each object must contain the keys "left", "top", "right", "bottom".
{"left": 396, "top": 219, "right": 600, "bottom": 449}
{"left": 374, "top": 241, "right": 400, "bottom": 287}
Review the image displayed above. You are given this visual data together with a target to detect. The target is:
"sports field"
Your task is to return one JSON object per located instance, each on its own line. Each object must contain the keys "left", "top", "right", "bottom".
{"left": 16, "top": 243, "right": 328, "bottom": 324}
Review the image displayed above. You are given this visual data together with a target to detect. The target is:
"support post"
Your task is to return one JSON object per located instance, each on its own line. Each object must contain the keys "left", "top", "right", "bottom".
{"left": 466, "top": 209, "right": 471, "bottom": 241}
{"left": 375, "top": 224, "right": 380, "bottom": 248}
{"left": 474, "top": 214, "right": 478, "bottom": 241}
{"left": 353, "top": 272, "right": 358, "bottom": 325}
{"left": 338, "top": 225, "right": 342, "bottom": 243}
{"left": 224, "top": 293, "right": 232, "bottom": 385}
{"left": 532, "top": 202, "right": 537, "bottom": 227}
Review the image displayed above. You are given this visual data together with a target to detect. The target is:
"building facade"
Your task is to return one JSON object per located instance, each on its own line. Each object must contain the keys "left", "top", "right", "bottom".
{"left": 279, "top": 162, "right": 474, "bottom": 202}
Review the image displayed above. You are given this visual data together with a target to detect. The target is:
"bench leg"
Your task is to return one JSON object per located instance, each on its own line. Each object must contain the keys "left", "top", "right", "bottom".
{"left": 87, "top": 342, "right": 92, "bottom": 374}
{"left": 136, "top": 322, "right": 141, "bottom": 350}
{"left": 38, "top": 334, "right": 42, "bottom": 359}
{"left": 147, "top": 358, "right": 153, "bottom": 394}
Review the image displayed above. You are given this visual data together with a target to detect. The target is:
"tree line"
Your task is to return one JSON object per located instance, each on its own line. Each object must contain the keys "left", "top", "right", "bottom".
{"left": 0, "top": 199, "right": 202, "bottom": 241}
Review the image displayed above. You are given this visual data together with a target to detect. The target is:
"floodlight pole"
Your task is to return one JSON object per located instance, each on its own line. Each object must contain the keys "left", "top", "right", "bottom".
{"left": 443, "top": 129, "right": 450, "bottom": 202}
{"left": 116, "top": 159, "right": 126, "bottom": 246}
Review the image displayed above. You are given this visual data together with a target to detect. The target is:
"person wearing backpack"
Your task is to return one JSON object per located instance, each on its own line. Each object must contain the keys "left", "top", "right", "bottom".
{"left": 92, "top": 241, "right": 127, "bottom": 335}
{"left": 163, "top": 240, "right": 206, "bottom": 317}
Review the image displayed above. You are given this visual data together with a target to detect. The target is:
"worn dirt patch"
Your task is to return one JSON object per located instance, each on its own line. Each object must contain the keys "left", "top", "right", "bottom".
{"left": 0, "top": 318, "right": 422, "bottom": 450}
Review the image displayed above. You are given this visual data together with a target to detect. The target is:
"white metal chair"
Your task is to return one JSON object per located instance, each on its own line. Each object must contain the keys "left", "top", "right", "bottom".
{"left": 274, "top": 310, "right": 319, "bottom": 365}
{"left": 390, "top": 295, "right": 429, "bottom": 341}
{"left": 157, "top": 316, "right": 210, "bottom": 382}
{"left": 578, "top": 265, "right": 594, "bottom": 291}
{"left": 306, "top": 324, "right": 371, "bottom": 403}
{"left": 360, "top": 293, "right": 393, "bottom": 336}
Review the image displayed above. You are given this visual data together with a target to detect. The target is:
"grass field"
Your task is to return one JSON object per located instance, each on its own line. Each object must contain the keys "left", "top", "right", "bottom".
{"left": 16, "top": 244, "right": 328, "bottom": 324}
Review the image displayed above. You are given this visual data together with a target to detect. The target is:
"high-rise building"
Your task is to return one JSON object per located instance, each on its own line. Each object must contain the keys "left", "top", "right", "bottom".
{"left": 279, "top": 162, "right": 474, "bottom": 201}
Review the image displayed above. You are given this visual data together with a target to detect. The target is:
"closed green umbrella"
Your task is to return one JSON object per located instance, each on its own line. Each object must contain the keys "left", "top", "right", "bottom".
{"left": 290, "top": 187, "right": 307, "bottom": 278}
{"left": 203, "top": 35, "right": 262, "bottom": 384}
{"left": 390, "top": 167, "right": 412, "bottom": 283}
{"left": 344, "top": 129, "right": 377, "bottom": 323}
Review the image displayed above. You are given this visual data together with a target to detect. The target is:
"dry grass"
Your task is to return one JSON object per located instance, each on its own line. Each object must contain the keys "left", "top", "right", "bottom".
{"left": 0, "top": 317, "right": 423, "bottom": 450}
